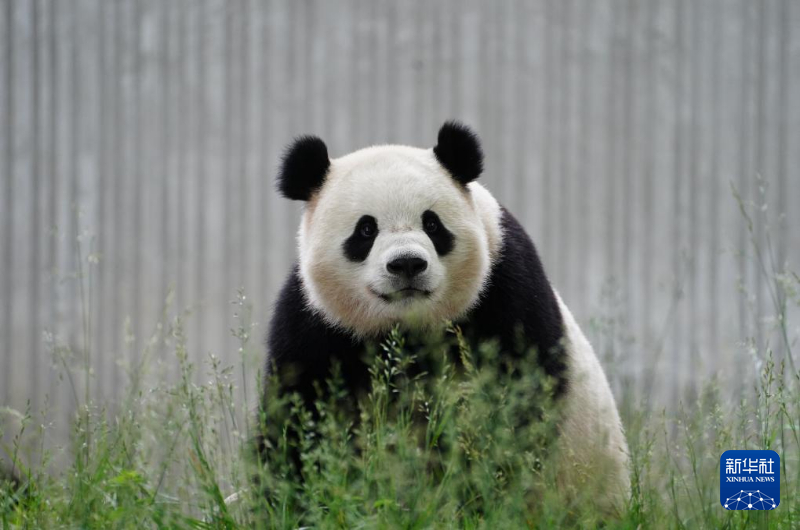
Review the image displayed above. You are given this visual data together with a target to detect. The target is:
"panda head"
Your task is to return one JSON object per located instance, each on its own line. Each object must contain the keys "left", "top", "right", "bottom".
{"left": 278, "top": 121, "right": 502, "bottom": 337}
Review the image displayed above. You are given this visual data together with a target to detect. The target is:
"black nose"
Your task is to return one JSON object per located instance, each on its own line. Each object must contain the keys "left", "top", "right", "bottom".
{"left": 386, "top": 256, "right": 428, "bottom": 278}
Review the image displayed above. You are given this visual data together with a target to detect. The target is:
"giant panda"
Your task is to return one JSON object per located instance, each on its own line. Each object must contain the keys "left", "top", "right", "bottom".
{"left": 262, "top": 121, "right": 630, "bottom": 512}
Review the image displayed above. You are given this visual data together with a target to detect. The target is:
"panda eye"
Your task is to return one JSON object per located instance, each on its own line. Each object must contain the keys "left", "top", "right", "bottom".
{"left": 422, "top": 211, "right": 439, "bottom": 235}
{"left": 359, "top": 219, "right": 377, "bottom": 238}
{"left": 423, "top": 216, "right": 439, "bottom": 234}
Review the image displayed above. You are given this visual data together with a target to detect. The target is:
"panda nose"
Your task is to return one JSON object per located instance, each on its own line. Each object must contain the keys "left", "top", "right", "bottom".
{"left": 386, "top": 256, "right": 428, "bottom": 278}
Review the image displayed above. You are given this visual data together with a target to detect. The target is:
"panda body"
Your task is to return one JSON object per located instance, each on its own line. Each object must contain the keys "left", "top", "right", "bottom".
{"left": 264, "top": 122, "right": 629, "bottom": 512}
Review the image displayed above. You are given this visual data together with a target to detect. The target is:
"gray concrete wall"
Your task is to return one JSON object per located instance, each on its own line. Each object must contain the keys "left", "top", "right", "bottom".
{"left": 1, "top": 0, "right": 799, "bottom": 455}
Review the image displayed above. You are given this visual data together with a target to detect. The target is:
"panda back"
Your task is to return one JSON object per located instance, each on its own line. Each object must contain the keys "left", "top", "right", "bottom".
{"left": 461, "top": 207, "right": 569, "bottom": 395}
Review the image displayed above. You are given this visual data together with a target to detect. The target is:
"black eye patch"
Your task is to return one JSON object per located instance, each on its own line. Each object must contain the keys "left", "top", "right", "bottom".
{"left": 422, "top": 210, "right": 454, "bottom": 256}
{"left": 343, "top": 215, "right": 378, "bottom": 262}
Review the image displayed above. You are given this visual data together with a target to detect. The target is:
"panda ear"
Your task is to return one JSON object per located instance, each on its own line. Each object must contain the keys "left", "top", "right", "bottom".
{"left": 277, "top": 135, "right": 331, "bottom": 201}
{"left": 433, "top": 121, "right": 484, "bottom": 186}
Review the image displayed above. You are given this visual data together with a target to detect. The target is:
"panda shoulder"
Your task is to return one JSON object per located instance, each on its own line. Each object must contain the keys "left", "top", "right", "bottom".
{"left": 467, "top": 182, "right": 503, "bottom": 263}
{"left": 267, "top": 267, "right": 351, "bottom": 367}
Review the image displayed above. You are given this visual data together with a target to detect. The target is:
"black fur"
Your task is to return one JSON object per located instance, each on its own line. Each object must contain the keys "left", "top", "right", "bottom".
{"left": 459, "top": 208, "right": 567, "bottom": 396}
{"left": 433, "top": 121, "right": 484, "bottom": 186}
{"left": 258, "top": 268, "right": 368, "bottom": 473}
{"left": 343, "top": 215, "right": 379, "bottom": 262}
{"left": 277, "top": 136, "right": 330, "bottom": 201}
{"left": 422, "top": 210, "right": 455, "bottom": 256}
{"left": 263, "top": 267, "right": 369, "bottom": 402}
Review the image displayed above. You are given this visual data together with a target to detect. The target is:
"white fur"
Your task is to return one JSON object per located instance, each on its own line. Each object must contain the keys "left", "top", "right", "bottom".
{"left": 298, "top": 145, "right": 501, "bottom": 338}
{"left": 555, "top": 292, "right": 631, "bottom": 513}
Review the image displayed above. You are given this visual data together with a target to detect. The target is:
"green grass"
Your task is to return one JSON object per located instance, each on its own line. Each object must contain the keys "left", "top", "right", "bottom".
{"left": 2, "top": 189, "right": 799, "bottom": 529}
{"left": 3, "top": 308, "right": 798, "bottom": 530}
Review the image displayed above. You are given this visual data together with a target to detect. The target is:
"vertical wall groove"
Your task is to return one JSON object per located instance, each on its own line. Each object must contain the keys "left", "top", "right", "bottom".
{"left": 2, "top": 0, "right": 14, "bottom": 407}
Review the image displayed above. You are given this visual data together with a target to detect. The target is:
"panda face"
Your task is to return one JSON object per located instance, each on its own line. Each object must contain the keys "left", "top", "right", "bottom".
{"left": 278, "top": 122, "right": 503, "bottom": 337}
{"left": 294, "top": 145, "right": 499, "bottom": 337}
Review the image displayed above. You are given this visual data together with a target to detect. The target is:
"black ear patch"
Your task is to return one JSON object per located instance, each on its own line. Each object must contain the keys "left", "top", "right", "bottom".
{"left": 433, "top": 121, "right": 484, "bottom": 186}
{"left": 277, "top": 136, "right": 330, "bottom": 201}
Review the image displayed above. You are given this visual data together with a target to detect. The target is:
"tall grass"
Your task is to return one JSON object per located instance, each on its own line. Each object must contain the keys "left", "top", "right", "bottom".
{"left": 1, "top": 189, "right": 798, "bottom": 528}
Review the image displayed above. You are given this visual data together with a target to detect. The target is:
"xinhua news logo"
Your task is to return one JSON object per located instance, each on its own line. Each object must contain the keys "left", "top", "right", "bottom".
{"left": 720, "top": 450, "right": 780, "bottom": 510}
